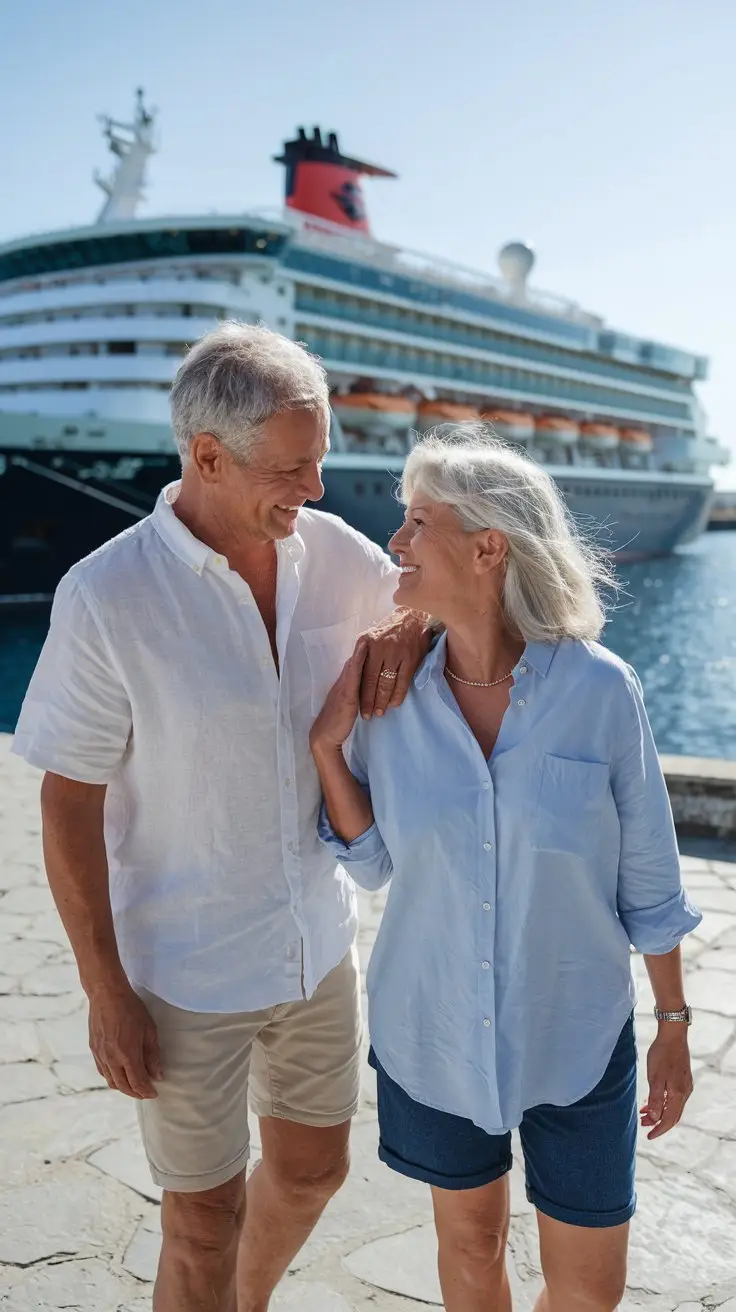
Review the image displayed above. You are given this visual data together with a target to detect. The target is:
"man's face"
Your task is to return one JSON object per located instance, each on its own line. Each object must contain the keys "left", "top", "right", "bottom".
{"left": 196, "top": 408, "right": 329, "bottom": 542}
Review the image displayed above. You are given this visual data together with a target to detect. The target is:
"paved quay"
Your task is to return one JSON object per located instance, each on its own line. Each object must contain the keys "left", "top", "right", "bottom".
{"left": 1, "top": 733, "right": 735, "bottom": 1311}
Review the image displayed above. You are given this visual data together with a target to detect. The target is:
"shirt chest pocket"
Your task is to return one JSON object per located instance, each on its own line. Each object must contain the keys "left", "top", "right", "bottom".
{"left": 301, "top": 614, "right": 360, "bottom": 716}
{"left": 533, "top": 754, "right": 611, "bottom": 859}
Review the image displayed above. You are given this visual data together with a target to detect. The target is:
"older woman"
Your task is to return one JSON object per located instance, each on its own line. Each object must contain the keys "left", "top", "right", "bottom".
{"left": 310, "top": 430, "right": 701, "bottom": 1312}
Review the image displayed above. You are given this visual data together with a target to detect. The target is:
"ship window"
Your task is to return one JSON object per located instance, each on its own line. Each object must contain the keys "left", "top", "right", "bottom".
{"left": 374, "top": 482, "right": 383, "bottom": 496}
{"left": 355, "top": 482, "right": 365, "bottom": 496}
{"left": 62, "top": 425, "right": 79, "bottom": 436}
{"left": 107, "top": 341, "right": 136, "bottom": 354}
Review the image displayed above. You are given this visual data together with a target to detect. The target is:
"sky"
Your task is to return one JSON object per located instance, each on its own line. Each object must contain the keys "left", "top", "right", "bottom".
{"left": 2, "top": 0, "right": 735, "bottom": 485}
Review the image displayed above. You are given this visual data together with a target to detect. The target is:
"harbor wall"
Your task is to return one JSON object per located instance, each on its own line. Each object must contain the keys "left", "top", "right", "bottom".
{"left": 661, "top": 755, "right": 736, "bottom": 840}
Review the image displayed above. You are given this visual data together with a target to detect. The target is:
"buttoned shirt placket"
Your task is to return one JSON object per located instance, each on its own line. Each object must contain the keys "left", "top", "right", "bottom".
{"left": 436, "top": 654, "right": 534, "bottom": 1130}
{"left": 274, "top": 536, "right": 310, "bottom": 997}
{"left": 206, "top": 535, "right": 308, "bottom": 998}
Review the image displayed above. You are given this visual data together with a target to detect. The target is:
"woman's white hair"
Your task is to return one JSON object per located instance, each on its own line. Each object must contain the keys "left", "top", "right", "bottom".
{"left": 401, "top": 425, "right": 615, "bottom": 642}
{"left": 170, "top": 321, "right": 330, "bottom": 463}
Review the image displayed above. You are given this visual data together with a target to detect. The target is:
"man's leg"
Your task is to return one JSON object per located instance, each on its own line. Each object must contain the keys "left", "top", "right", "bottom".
{"left": 237, "top": 1118, "right": 351, "bottom": 1312}
{"left": 136, "top": 986, "right": 261, "bottom": 1312}
{"left": 154, "top": 1174, "right": 246, "bottom": 1312}
{"left": 535, "top": 1212, "right": 629, "bottom": 1311}
{"left": 239, "top": 948, "right": 362, "bottom": 1310}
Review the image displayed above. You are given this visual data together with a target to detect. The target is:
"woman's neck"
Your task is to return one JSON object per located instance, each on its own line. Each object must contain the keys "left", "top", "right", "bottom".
{"left": 444, "top": 620, "right": 525, "bottom": 685}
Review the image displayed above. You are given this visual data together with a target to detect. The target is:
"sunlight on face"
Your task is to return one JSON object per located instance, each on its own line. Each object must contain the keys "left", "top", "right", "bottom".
{"left": 218, "top": 409, "right": 329, "bottom": 541}
{"left": 388, "top": 497, "right": 478, "bottom": 615}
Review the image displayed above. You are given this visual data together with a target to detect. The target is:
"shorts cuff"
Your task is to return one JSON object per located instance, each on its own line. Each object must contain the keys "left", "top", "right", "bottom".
{"left": 378, "top": 1140, "right": 513, "bottom": 1191}
{"left": 147, "top": 1145, "right": 250, "bottom": 1193}
{"left": 528, "top": 1185, "right": 637, "bottom": 1229}
{"left": 248, "top": 1097, "right": 359, "bottom": 1127}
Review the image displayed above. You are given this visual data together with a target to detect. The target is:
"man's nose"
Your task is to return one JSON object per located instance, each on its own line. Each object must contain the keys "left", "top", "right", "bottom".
{"left": 301, "top": 461, "right": 324, "bottom": 503}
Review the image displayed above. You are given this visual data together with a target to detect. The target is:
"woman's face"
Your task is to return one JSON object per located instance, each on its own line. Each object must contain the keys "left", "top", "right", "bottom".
{"left": 389, "top": 496, "right": 502, "bottom": 617}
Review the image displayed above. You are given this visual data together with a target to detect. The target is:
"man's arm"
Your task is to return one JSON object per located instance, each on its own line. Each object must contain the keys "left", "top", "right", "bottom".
{"left": 41, "top": 772, "right": 161, "bottom": 1099}
{"left": 357, "top": 607, "right": 438, "bottom": 719}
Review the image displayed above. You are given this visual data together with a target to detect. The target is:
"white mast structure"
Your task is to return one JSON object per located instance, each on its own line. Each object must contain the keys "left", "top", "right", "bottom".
{"left": 94, "top": 88, "right": 156, "bottom": 224}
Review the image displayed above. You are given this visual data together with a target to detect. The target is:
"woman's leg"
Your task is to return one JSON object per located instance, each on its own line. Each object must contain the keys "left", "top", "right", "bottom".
{"left": 534, "top": 1212, "right": 629, "bottom": 1312}
{"left": 431, "top": 1174, "right": 512, "bottom": 1312}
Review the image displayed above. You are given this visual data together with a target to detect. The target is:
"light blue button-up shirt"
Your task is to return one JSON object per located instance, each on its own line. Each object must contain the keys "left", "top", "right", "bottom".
{"left": 319, "top": 634, "right": 701, "bottom": 1134}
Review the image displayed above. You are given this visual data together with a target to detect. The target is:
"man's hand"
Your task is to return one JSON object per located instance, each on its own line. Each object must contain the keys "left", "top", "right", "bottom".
{"left": 357, "top": 610, "right": 436, "bottom": 719}
{"left": 88, "top": 982, "right": 163, "bottom": 1099}
{"left": 640, "top": 1027, "right": 693, "bottom": 1139}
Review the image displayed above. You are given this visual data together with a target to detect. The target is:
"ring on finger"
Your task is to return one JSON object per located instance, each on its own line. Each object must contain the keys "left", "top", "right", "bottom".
{"left": 379, "top": 669, "right": 398, "bottom": 680}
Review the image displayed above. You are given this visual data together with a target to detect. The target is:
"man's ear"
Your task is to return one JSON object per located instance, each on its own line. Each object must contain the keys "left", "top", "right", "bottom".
{"left": 189, "top": 432, "right": 224, "bottom": 482}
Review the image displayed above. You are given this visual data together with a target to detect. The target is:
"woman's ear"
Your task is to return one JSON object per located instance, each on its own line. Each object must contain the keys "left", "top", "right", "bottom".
{"left": 474, "top": 530, "right": 508, "bottom": 575}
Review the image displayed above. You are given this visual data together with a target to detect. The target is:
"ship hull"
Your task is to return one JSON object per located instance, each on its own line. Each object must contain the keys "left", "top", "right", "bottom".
{"left": 0, "top": 416, "right": 714, "bottom": 597}
{"left": 317, "top": 455, "right": 714, "bottom": 561}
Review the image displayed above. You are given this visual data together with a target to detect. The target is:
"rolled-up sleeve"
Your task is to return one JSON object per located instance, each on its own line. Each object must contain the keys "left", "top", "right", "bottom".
{"left": 316, "top": 721, "right": 394, "bottom": 890}
{"left": 12, "top": 571, "right": 132, "bottom": 784}
{"left": 318, "top": 808, "right": 394, "bottom": 890}
{"left": 611, "top": 669, "right": 701, "bottom": 953}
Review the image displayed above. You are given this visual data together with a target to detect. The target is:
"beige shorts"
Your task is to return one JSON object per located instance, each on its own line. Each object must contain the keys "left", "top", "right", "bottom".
{"left": 136, "top": 947, "right": 362, "bottom": 1193}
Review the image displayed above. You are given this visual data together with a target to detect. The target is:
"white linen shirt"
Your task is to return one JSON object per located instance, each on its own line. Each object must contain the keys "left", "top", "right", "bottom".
{"left": 13, "top": 484, "right": 398, "bottom": 1012}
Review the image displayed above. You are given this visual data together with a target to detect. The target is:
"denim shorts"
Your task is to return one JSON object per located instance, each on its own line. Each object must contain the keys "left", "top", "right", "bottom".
{"left": 368, "top": 1013, "right": 637, "bottom": 1229}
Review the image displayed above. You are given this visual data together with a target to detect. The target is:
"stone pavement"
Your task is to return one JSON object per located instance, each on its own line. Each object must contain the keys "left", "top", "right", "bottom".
{"left": 0, "top": 734, "right": 735, "bottom": 1311}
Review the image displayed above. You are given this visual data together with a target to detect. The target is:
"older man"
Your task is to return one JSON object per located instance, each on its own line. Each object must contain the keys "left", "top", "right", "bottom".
{"left": 13, "top": 324, "right": 426, "bottom": 1312}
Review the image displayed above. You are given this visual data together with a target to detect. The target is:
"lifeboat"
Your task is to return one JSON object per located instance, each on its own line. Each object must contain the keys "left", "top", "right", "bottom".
{"left": 579, "top": 422, "right": 620, "bottom": 453}
{"left": 481, "top": 409, "right": 535, "bottom": 443}
{"left": 619, "top": 427, "right": 653, "bottom": 453}
{"left": 534, "top": 415, "right": 579, "bottom": 447}
{"left": 416, "top": 400, "right": 480, "bottom": 433}
{"left": 331, "top": 393, "right": 416, "bottom": 434}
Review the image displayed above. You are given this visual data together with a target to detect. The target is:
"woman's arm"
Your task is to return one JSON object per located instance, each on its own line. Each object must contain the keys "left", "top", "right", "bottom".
{"left": 641, "top": 946, "right": 693, "bottom": 1140}
{"left": 311, "top": 739, "right": 374, "bottom": 843}
{"left": 611, "top": 668, "right": 700, "bottom": 1139}
{"left": 612, "top": 670, "right": 701, "bottom": 953}
{"left": 311, "top": 643, "right": 394, "bottom": 890}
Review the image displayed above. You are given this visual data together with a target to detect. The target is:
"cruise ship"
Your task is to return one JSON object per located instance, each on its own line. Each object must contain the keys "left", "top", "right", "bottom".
{"left": 0, "top": 91, "right": 729, "bottom": 597}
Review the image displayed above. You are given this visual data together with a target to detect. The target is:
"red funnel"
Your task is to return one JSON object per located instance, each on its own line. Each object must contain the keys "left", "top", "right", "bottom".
{"left": 275, "top": 127, "right": 396, "bottom": 234}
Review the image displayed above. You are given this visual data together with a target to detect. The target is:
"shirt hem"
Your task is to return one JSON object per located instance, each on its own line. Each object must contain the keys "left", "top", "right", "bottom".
{"left": 369, "top": 995, "right": 636, "bottom": 1135}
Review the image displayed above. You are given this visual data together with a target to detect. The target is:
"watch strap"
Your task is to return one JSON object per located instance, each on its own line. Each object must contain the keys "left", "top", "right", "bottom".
{"left": 654, "top": 1005, "right": 692, "bottom": 1024}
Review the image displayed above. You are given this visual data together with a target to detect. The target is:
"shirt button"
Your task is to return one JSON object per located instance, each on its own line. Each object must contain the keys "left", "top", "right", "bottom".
{"left": 481, "top": 960, "right": 490, "bottom": 970}
{"left": 482, "top": 781, "right": 490, "bottom": 791}
{"left": 482, "top": 902, "right": 491, "bottom": 911}
{"left": 261, "top": 657, "right": 270, "bottom": 667}
{"left": 516, "top": 698, "right": 526, "bottom": 706}
{"left": 287, "top": 841, "right": 295, "bottom": 853}
{"left": 519, "top": 664, "right": 528, "bottom": 674}
{"left": 483, "top": 1018, "right": 492, "bottom": 1028}
{"left": 483, "top": 841, "right": 493, "bottom": 851}
{"left": 284, "top": 778, "right": 292, "bottom": 788}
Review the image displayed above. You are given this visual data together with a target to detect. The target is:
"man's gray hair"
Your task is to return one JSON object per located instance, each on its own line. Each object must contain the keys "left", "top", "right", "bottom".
{"left": 401, "top": 425, "right": 615, "bottom": 642}
{"left": 170, "top": 322, "right": 330, "bottom": 462}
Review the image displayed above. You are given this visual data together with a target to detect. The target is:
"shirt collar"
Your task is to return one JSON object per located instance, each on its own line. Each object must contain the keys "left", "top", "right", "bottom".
{"left": 415, "top": 631, "right": 558, "bottom": 690}
{"left": 151, "top": 481, "right": 306, "bottom": 574}
{"left": 521, "top": 640, "right": 558, "bottom": 678}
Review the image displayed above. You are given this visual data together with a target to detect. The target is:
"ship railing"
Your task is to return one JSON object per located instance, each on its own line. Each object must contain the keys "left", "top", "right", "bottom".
{"left": 249, "top": 207, "right": 602, "bottom": 328}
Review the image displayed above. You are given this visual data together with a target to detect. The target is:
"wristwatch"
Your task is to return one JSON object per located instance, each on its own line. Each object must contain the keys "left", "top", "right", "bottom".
{"left": 654, "top": 1005, "right": 692, "bottom": 1025}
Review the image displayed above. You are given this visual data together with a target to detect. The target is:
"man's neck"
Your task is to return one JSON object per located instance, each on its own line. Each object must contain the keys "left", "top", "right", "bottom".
{"left": 173, "top": 482, "right": 275, "bottom": 579}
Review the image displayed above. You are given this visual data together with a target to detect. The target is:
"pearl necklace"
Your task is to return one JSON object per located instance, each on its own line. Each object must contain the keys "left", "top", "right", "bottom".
{"left": 445, "top": 666, "right": 515, "bottom": 689}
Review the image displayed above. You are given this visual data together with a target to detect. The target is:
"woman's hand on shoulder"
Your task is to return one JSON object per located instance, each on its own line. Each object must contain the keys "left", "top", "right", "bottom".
{"left": 310, "top": 642, "right": 366, "bottom": 755}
